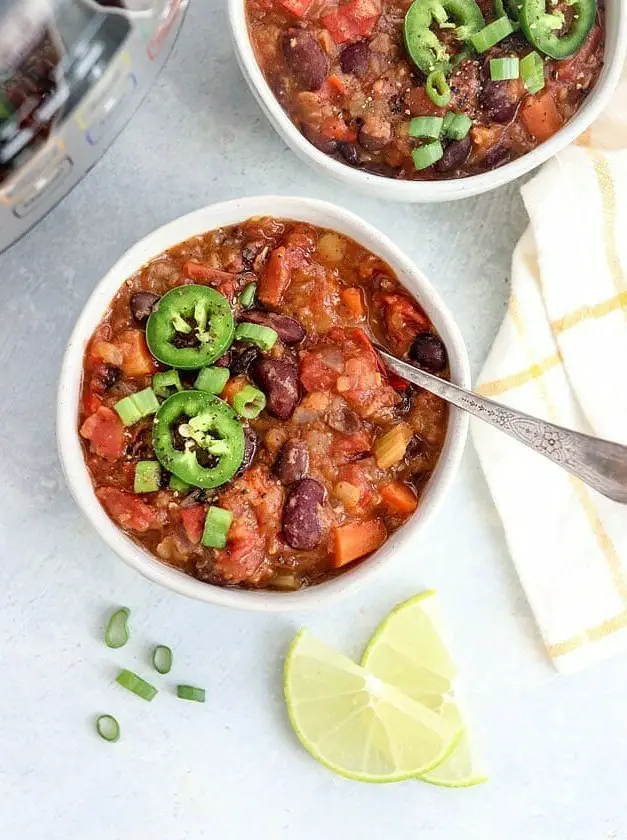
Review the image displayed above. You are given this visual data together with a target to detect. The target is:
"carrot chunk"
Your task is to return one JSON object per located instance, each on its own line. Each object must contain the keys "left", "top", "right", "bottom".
{"left": 379, "top": 481, "right": 418, "bottom": 517}
{"left": 341, "top": 287, "right": 365, "bottom": 318}
{"left": 332, "top": 518, "right": 386, "bottom": 567}
{"left": 520, "top": 92, "right": 563, "bottom": 144}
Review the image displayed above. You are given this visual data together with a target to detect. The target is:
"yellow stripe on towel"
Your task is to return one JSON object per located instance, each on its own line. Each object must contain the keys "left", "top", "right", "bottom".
{"left": 547, "top": 611, "right": 627, "bottom": 658}
{"left": 477, "top": 352, "right": 562, "bottom": 397}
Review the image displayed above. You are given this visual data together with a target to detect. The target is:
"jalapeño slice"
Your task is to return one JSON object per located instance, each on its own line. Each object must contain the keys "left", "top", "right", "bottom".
{"left": 520, "top": 0, "right": 596, "bottom": 60}
{"left": 146, "top": 285, "right": 235, "bottom": 370}
{"left": 153, "top": 390, "right": 244, "bottom": 489}
{"left": 404, "top": 0, "right": 485, "bottom": 75}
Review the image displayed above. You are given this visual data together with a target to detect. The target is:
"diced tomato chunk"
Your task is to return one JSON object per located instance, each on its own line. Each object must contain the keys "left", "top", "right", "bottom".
{"left": 80, "top": 406, "right": 125, "bottom": 461}
{"left": 375, "top": 293, "right": 431, "bottom": 354}
{"left": 278, "top": 0, "right": 314, "bottom": 16}
{"left": 320, "top": 115, "right": 358, "bottom": 142}
{"left": 299, "top": 351, "right": 340, "bottom": 392}
{"left": 84, "top": 392, "right": 103, "bottom": 415}
{"left": 114, "top": 330, "right": 157, "bottom": 378}
{"left": 338, "top": 463, "right": 378, "bottom": 513}
{"left": 330, "top": 429, "right": 372, "bottom": 462}
{"left": 180, "top": 505, "right": 206, "bottom": 545}
{"left": 96, "top": 487, "right": 160, "bottom": 532}
{"left": 321, "top": 0, "right": 381, "bottom": 44}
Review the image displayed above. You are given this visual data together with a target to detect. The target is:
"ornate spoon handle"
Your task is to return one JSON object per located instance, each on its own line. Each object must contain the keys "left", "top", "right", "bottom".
{"left": 377, "top": 348, "right": 627, "bottom": 505}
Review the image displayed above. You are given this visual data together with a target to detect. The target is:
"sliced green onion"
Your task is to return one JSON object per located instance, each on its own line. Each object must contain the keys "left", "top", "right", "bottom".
{"left": 490, "top": 56, "right": 519, "bottom": 81}
{"left": 442, "top": 112, "right": 456, "bottom": 135}
{"left": 470, "top": 16, "right": 515, "bottom": 52}
{"left": 408, "top": 116, "right": 443, "bottom": 139}
{"left": 152, "top": 645, "right": 173, "bottom": 675}
{"left": 153, "top": 370, "right": 182, "bottom": 398}
{"left": 238, "top": 282, "right": 257, "bottom": 308}
{"left": 177, "top": 685, "right": 206, "bottom": 703}
{"left": 234, "top": 322, "right": 278, "bottom": 351}
{"left": 411, "top": 140, "right": 444, "bottom": 171}
{"left": 114, "top": 395, "right": 142, "bottom": 426}
{"left": 195, "top": 366, "right": 230, "bottom": 395}
{"left": 104, "top": 607, "right": 130, "bottom": 649}
{"left": 169, "top": 474, "right": 191, "bottom": 493}
{"left": 425, "top": 70, "right": 451, "bottom": 107}
{"left": 232, "top": 385, "right": 266, "bottom": 419}
{"left": 96, "top": 714, "right": 120, "bottom": 742}
{"left": 134, "top": 461, "right": 161, "bottom": 493}
{"left": 201, "top": 506, "right": 233, "bottom": 549}
{"left": 132, "top": 387, "right": 160, "bottom": 417}
{"left": 445, "top": 113, "right": 473, "bottom": 140}
{"left": 521, "top": 51, "right": 545, "bottom": 95}
{"left": 116, "top": 669, "right": 158, "bottom": 701}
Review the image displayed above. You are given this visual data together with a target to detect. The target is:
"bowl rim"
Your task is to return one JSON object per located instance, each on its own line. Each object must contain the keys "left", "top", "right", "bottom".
{"left": 57, "top": 195, "right": 470, "bottom": 612}
{"left": 228, "top": 0, "right": 627, "bottom": 203}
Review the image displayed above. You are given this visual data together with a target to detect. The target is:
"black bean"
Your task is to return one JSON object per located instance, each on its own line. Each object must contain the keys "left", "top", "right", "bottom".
{"left": 339, "top": 142, "right": 361, "bottom": 166}
{"left": 408, "top": 333, "right": 448, "bottom": 374}
{"left": 282, "top": 478, "right": 324, "bottom": 550}
{"left": 283, "top": 28, "right": 328, "bottom": 91}
{"left": 274, "top": 440, "right": 309, "bottom": 484}
{"left": 181, "top": 488, "right": 209, "bottom": 507}
{"left": 252, "top": 357, "right": 300, "bottom": 421}
{"left": 241, "top": 310, "right": 305, "bottom": 345}
{"left": 483, "top": 144, "right": 511, "bottom": 169}
{"left": 236, "top": 427, "right": 259, "bottom": 476}
{"left": 230, "top": 344, "right": 260, "bottom": 376}
{"left": 130, "top": 292, "right": 160, "bottom": 324}
{"left": 435, "top": 136, "right": 473, "bottom": 174}
{"left": 340, "top": 40, "right": 369, "bottom": 76}
{"left": 480, "top": 65, "right": 519, "bottom": 124}
{"left": 98, "top": 364, "right": 121, "bottom": 390}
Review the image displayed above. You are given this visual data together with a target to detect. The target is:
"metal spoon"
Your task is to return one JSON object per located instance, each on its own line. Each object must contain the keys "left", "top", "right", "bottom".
{"left": 376, "top": 347, "right": 627, "bottom": 505}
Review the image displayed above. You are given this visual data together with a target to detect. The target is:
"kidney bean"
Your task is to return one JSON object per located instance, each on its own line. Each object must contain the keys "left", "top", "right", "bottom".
{"left": 252, "top": 357, "right": 300, "bottom": 420}
{"left": 236, "top": 427, "right": 259, "bottom": 476}
{"left": 283, "top": 29, "right": 328, "bottom": 91}
{"left": 409, "top": 333, "right": 448, "bottom": 374}
{"left": 435, "top": 136, "right": 472, "bottom": 174}
{"left": 242, "top": 310, "right": 305, "bottom": 345}
{"left": 340, "top": 41, "right": 369, "bottom": 76}
{"left": 274, "top": 440, "right": 309, "bottom": 484}
{"left": 130, "top": 292, "right": 160, "bottom": 324}
{"left": 282, "top": 478, "right": 325, "bottom": 550}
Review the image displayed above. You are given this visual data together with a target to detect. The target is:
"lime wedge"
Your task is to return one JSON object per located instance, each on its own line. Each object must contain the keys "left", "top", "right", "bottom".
{"left": 284, "top": 629, "right": 462, "bottom": 783}
{"left": 362, "top": 591, "right": 487, "bottom": 788}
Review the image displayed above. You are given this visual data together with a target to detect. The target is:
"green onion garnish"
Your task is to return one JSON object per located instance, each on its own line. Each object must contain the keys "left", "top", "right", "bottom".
{"left": 114, "top": 388, "right": 160, "bottom": 426}
{"left": 238, "top": 282, "right": 257, "bottom": 308}
{"left": 105, "top": 607, "right": 130, "bottom": 649}
{"left": 96, "top": 714, "right": 120, "bottom": 742}
{"left": 444, "top": 113, "right": 473, "bottom": 140}
{"left": 134, "top": 461, "right": 161, "bottom": 493}
{"left": 201, "top": 506, "right": 233, "bottom": 549}
{"left": 234, "top": 322, "right": 278, "bottom": 351}
{"left": 470, "top": 16, "right": 515, "bottom": 52}
{"left": 425, "top": 70, "right": 451, "bottom": 107}
{"left": 116, "top": 669, "right": 158, "bottom": 701}
{"left": 411, "top": 140, "right": 444, "bottom": 172}
{"left": 232, "top": 384, "right": 266, "bottom": 420}
{"left": 152, "top": 645, "right": 173, "bottom": 675}
{"left": 177, "top": 685, "right": 206, "bottom": 703}
{"left": 442, "top": 112, "right": 456, "bottom": 135}
{"left": 195, "top": 366, "right": 230, "bottom": 395}
{"left": 408, "top": 116, "right": 444, "bottom": 139}
{"left": 153, "top": 370, "right": 182, "bottom": 398}
{"left": 169, "top": 474, "right": 191, "bottom": 493}
{"left": 489, "top": 56, "right": 519, "bottom": 81}
{"left": 521, "top": 51, "right": 545, "bottom": 95}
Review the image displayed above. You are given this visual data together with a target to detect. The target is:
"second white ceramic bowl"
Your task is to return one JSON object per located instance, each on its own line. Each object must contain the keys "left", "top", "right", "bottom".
{"left": 229, "top": 0, "right": 627, "bottom": 203}
{"left": 57, "top": 196, "right": 470, "bottom": 611}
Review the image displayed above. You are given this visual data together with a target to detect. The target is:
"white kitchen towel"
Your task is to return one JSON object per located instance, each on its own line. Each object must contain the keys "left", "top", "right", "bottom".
{"left": 472, "top": 63, "right": 627, "bottom": 673}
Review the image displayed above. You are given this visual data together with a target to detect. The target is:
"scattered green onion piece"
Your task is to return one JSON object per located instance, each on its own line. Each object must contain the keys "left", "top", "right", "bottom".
{"left": 411, "top": 140, "right": 444, "bottom": 172}
{"left": 195, "top": 366, "right": 230, "bottom": 395}
{"left": 238, "top": 282, "right": 257, "bottom": 308}
{"left": 177, "top": 685, "right": 206, "bottom": 703}
{"left": 169, "top": 474, "right": 191, "bottom": 492}
{"left": 408, "top": 116, "right": 443, "bottom": 139}
{"left": 96, "top": 714, "right": 120, "bottom": 742}
{"left": 425, "top": 70, "right": 451, "bottom": 107}
{"left": 116, "top": 669, "right": 158, "bottom": 701}
{"left": 153, "top": 370, "right": 182, "bottom": 398}
{"left": 442, "top": 112, "right": 456, "bottom": 135}
{"left": 105, "top": 607, "right": 130, "bottom": 649}
{"left": 132, "top": 387, "right": 160, "bottom": 417}
{"left": 234, "top": 322, "right": 278, "bottom": 351}
{"left": 134, "top": 461, "right": 161, "bottom": 493}
{"left": 201, "top": 506, "right": 233, "bottom": 549}
{"left": 114, "top": 395, "right": 142, "bottom": 426}
{"left": 470, "top": 16, "right": 515, "bottom": 52}
{"left": 521, "top": 51, "right": 545, "bottom": 95}
{"left": 489, "top": 56, "right": 519, "bottom": 81}
{"left": 446, "top": 113, "right": 473, "bottom": 141}
{"left": 152, "top": 645, "right": 173, "bottom": 675}
{"left": 232, "top": 385, "right": 266, "bottom": 420}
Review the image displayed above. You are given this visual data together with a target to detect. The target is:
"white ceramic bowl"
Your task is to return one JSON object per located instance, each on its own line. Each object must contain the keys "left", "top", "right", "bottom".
{"left": 57, "top": 196, "right": 470, "bottom": 611}
{"left": 229, "top": 0, "right": 627, "bottom": 202}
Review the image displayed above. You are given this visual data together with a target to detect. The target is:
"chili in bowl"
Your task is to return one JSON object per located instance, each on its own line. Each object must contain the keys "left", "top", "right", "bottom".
{"left": 57, "top": 196, "right": 470, "bottom": 612}
{"left": 229, "top": 0, "right": 627, "bottom": 201}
